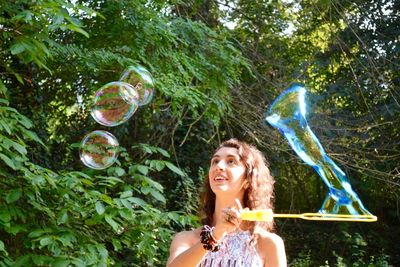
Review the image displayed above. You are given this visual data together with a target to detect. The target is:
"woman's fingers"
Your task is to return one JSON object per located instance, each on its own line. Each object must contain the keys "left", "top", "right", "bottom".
{"left": 235, "top": 198, "right": 243, "bottom": 212}
{"left": 223, "top": 208, "right": 242, "bottom": 227}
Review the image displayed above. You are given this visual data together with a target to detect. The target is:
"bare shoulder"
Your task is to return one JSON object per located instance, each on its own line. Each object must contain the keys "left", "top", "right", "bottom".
{"left": 256, "top": 228, "right": 285, "bottom": 248}
{"left": 167, "top": 228, "right": 201, "bottom": 264}
{"left": 171, "top": 228, "right": 200, "bottom": 246}
{"left": 255, "top": 229, "right": 287, "bottom": 267}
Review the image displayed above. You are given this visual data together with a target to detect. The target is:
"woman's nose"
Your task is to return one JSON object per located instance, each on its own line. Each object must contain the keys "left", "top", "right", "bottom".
{"left": 216, "top": 161, "right": 226, "bottom": 170}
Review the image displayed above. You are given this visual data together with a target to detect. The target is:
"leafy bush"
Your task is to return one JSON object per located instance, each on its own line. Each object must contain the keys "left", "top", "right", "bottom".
{"left": 0, "top": 94, "right": 191, "bottom": 266}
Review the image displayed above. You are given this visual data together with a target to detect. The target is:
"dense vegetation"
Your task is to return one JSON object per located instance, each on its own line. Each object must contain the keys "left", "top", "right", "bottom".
{"left": 0, "top": 0, "right": 398, "bottom": 266}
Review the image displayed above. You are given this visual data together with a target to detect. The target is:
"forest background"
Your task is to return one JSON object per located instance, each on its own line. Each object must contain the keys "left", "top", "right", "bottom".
{"left": 0, "top": 0, "right": 399, "bottom": 266}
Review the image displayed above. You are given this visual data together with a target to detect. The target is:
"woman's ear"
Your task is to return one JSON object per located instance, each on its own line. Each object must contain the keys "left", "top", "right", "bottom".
{"left": 242, "top": 180, "right": 249, "bottom": 190}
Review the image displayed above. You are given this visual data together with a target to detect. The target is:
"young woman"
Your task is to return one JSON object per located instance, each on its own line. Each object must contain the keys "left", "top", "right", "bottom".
{"left": 167, "top": 139, "right": 287, "bottom": 267}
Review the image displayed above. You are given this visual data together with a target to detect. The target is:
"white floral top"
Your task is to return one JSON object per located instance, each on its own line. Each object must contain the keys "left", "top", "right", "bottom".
{"left": 198, "top": 230, "right": 263, "bottom": 267}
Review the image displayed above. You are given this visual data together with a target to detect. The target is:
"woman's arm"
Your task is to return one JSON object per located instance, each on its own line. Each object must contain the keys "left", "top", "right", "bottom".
{"left": 258, "top": 231, "right": 287, "bottom": 267}
{"left": 167, "top": 203, "right": 243, "bottom": 267}
{"left": 166, "top": 230, "right": 208, "bottom": 267}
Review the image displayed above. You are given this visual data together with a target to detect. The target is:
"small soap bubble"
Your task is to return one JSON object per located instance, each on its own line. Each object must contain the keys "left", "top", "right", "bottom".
{"left": 91, "top": 82, "right": 139, "bottom": 127}
{"left": 120, "top": 65, "right": 154, "bottom": 106}
{"left": 79, "top": 130, "right": 119, "bottom": 170}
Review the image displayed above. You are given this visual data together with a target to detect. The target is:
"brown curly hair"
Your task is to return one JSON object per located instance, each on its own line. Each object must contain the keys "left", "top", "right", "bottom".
{"left": 200, "top": 138, "right": 275, "bottom": 235}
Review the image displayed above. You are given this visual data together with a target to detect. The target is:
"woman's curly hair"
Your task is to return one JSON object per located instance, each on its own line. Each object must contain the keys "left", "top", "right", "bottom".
{"left": 200, "top": 138, "right": 275, "bottom": 236}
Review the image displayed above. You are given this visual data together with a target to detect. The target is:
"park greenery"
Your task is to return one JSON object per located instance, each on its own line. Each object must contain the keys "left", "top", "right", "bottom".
{"left": 0, "top": 0, "right": 399, "bottom": 266}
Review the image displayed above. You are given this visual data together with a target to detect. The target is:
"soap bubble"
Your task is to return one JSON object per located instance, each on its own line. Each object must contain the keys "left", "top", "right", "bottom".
{"left": 90, "top": 82, "right": 138, "bottom": 127}
{"left": 265, "top": 84, "right": 373, "bottom": 217}
{"left": 79, "top": 130, "right": 119, "bottom": 170}
{"left": 120, "top": 65, "right": 154, "bottom": 106}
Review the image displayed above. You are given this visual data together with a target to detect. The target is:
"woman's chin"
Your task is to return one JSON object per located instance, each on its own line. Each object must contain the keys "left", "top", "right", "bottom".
{"left": 211, "top": 185, "right": 242, "bottom": 195}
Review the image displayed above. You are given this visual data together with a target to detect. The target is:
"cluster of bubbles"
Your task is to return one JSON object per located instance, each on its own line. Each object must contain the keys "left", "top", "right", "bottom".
{"left": 79, "top": 66, "right": 154, "bottom": 169}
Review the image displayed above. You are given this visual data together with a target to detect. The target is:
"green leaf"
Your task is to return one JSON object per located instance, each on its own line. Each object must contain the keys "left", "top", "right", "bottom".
{"left": 128, "top": 197, "right": 148, "bottom": 207}
{"left": 5, "top": 189, "right": 22, "bottom": 203}
{"left": 0, "top": 240, "right": 6, "bottom": 252}
{"left": 10, "top": 140, "right": 27, "bottom": 155}
{"left": 96, "top": 244, "right": 108, "bottom": 259}
{"left": 120, "top": 190, "right": 132, "bottom": 198}
{"left": 140, "top": 145, "right": 153, "bottom": 154}
{"left": 165, "top": 162, "right": 185, "bottom": 176}
{"left": 149, "top": 188, "right": 166, "bottom": 203}
{"left": 5, "top": 224, "right": 27, "bottom": 235}
{"left": 95, "top": 201, "right": 105, "bottom": 215}
{"left": 0, "top": 153, "right": 16, "bottom": 170}
{"left": 28, "top": 229, "right": 51, "bottom": 238}
{"left": 0, "top": 80, "right": 7, "bottom": 95}
{"left": 57, "top": 210, "right": 68, "bottom": 224}
{"left": 23, "top": 129, "right": 45, "bottom": 146}
{"left": 39, "top": 236, "right": 53, "bottom": 246}
{"left": 114, "top": 167, "right": 125, "bottom": 176}
{"left": 137, "top": 165, "right": 149, "bottom": 175}
{"left": 0, "top": 120, "right": 12, "bottom": 134}
{"left": 155, "top": 160, "right": 165, "bottom": 171}
{"left": 53, "top": 258, "right": 71, "bottom": 267}
{"left": 99, "top": 194, "right": 114, "bottom": 205}
{"left": 111, "top": 238, "right": 122, "bottom": 251}
{"left": 66, "top": 24, "right": 89, "bottom": 38}
{"left": 14, "top": 255, "right": 31, "bottom": 267}
{"left": 157, "top": 147, "right": 170, "bottom": 158}
{"left": 104, "top": 214, "right": 119, "bottom": 232}
{"left": 17, "top": 114, "right": 33, "bottom": 128}
{"left": 10, "top": 43, "right": 25, "bottom": 55}
{"left": 120, "top": 199, "right": 132, "bottom": 210}
{"left": 32, "top": 255, "right": 53, "bottom": 265}
{"left": 14, "top": 73, "right": 24, "bottom": 85}
{"left": 167, "top": 212, "right": 180, "bottom": 222}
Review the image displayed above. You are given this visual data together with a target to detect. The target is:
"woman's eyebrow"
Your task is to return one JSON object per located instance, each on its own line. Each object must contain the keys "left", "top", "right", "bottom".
{"left": 212, "top": 154, "right": 239, "bottom": 159}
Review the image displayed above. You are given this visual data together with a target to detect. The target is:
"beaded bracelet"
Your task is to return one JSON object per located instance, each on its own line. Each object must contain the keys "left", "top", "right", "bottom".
{"left": 200, "top": 225, "right": 221, "bottom": 252}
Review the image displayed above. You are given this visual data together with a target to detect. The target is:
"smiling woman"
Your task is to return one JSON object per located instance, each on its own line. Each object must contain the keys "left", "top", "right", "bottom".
{"left": 167, "top": 139, "right": 287, "bottom": 267}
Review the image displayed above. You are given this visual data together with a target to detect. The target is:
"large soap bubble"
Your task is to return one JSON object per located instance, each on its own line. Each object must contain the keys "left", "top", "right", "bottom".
{"left": 119, "top": 65, "right": 154, "bottom": 106}
{"left": 265, "top": 84, "right": 373, "bottom": 216}
{"left": 79, "top": 130, "right": 119, "bottom": 170}
{"left": 91, "top": 82, "right": 139, "bottom": 127}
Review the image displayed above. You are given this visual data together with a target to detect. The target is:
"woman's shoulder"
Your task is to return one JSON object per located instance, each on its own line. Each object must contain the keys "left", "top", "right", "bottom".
{"left": 256, "top": 229, "right": 284, "bottom": 251}
{"left": 171, "top": 227, "right": 201, "bottom": 245}
{"left": 255, "top": 228, "right": 287, "bottom": 267}
{"left": 167, "top": 228, "right": 202, "bottom": 265}
{"left": 255, "top": 228, "right": 284, "bottom": 247}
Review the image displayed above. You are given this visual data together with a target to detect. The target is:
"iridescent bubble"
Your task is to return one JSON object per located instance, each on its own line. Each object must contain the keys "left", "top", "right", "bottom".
{"left": 265, "top": 84, "right": 373, "bottom": 217}
{"left": 90, "top": 82, "right": 139, "bottom": 127}
{"left": 79, "top": 130, "right": 119, "bottom": 170}
{"left": 119, "top": 65, "right": 154, "bottom": 106}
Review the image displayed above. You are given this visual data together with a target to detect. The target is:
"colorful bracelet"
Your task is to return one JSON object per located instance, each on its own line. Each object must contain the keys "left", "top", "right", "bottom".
{"left": 200, "top": 225, "right": 221, "bottom": 252}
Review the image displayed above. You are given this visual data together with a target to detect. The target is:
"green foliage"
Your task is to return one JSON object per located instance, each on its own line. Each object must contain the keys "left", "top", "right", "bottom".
{"left": 0, "top": 0, "right": 97, "bottom": 72}
{"left": 0, "top": 95, "right": 191, "bottom": 266}
{"left": 1, "top": 1, "right": 247, "bottom": 264}
{"left": 0, "top": 0, "right": 398, "bottom": 265}
{"left": 287, "top": 228, "right": 391, "bottom": 267}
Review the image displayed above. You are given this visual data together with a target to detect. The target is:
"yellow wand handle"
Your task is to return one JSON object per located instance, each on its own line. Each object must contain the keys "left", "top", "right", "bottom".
{"left": 240, "top": 209, "right": 274, "bottom": 222}
{"left": 241, "top": 210, "right": 377, "bottom": 222}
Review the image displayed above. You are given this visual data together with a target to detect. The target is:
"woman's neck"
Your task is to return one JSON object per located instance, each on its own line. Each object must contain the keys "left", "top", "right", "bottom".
{"left": 213, "top": 196, "right": 246, "bottom": 227}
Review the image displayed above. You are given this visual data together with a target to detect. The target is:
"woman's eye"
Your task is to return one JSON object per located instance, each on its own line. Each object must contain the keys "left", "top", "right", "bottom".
{"left": 228, "top": 160, "right": 235, "bottom": 165}
{"left": 212, "top": 159, "right": 219, "bottom": 165}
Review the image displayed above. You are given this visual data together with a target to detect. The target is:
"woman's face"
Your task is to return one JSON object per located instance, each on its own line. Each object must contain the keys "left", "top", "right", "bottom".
{"left": 209, "top": 146, "right": 247, "bottom": 197}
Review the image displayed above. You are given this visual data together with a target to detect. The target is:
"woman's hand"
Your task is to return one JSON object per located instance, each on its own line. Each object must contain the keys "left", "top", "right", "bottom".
{"left": 213, "top": 199, "right": 245, "bottom": 241}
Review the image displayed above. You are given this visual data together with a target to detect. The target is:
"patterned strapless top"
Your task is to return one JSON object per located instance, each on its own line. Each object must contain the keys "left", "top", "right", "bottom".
{"left": 198, "top": 230, "right": 263, "bottom": 267}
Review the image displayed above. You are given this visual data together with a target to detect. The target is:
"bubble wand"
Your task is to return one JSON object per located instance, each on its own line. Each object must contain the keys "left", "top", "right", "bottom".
{"left": 241, "top": 209, "right": 377, "bottom": 222}
{"left": 264, "top": 84, "right": 377, "bottom": 222}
